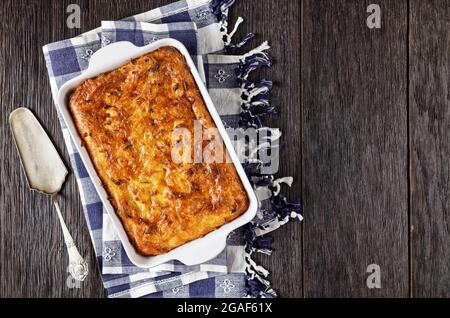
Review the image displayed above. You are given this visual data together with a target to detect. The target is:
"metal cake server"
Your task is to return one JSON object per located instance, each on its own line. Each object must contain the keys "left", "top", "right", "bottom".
{"left": 9, "top": 108, "right": 88, "bottom": 282}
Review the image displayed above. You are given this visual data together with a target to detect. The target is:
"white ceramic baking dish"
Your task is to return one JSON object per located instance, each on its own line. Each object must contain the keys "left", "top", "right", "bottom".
{"left": 57, "top": 39, "right": 258, "bottom": 268}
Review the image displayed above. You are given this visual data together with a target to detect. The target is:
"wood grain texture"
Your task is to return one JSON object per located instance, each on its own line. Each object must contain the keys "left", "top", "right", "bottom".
{"left": 5, "top": 0, "right": 450, "bottom": 299}
{"left": 302, "top": 0, "right": 409, "bottom": 297}
{"left": 0, "top": 0, "right": 302, "bottom": 297}
{"left": 410, "top": 0, "right": 450, "bottom": 298}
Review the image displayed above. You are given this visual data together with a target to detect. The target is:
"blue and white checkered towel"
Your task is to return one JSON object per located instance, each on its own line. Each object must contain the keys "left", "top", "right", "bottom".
{"left": 42, "top": 0, "right": 301, "bottom": 298}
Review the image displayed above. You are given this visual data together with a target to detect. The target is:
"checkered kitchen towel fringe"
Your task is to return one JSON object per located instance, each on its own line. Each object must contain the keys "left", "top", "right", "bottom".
{"left": 42, "top": 0, "right": 301, "bottom": 298}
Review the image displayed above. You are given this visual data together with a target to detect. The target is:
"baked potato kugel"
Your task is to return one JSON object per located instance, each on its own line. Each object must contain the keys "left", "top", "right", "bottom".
{"left": 69, "top": 47, "right": 249, "bottom": 256}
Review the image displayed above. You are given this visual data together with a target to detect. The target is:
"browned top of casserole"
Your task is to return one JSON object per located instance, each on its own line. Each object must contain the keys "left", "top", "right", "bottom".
{"left": 69, "top": 47, "right": 249, "bottom": 256}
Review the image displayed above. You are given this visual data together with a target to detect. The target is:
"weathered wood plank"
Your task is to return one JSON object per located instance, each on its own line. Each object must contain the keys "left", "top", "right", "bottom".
{"left": 410, "top": 0, "right": 450, "bottom": 298}
{"left": 302, "top": 0, "right": 409, "bottom": 297}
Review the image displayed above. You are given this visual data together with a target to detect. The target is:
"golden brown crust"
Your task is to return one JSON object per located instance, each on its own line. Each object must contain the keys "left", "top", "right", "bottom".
{"left": 69, "top": 47, "right": 249, "bottom": 256}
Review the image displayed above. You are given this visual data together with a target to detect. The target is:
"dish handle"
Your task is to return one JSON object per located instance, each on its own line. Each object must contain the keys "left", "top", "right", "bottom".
{"left": 177, "top": 231, "right": 229, "bottom": 266}
{"left": 88, "top": 41, "right": 139, "bottom": 73}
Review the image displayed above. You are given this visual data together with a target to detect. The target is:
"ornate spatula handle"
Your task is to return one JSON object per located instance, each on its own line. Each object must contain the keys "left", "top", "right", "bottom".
{"left": 52, "top": 195, "right": 88, "bottom": 282}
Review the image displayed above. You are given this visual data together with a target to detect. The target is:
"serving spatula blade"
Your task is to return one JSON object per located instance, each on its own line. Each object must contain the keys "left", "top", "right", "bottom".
{"left": 9, "top": 108, "right": 88, "bottom": 282}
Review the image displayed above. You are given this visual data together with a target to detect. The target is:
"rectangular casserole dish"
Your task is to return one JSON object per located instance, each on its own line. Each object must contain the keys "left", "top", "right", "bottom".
{"left": 57, "top": 39, "right": 258, "bottom": 268}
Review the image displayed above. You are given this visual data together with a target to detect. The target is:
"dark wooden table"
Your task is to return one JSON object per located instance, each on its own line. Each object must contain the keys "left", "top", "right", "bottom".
{"left": 1, "top": 0, "right": 449, "bottom": 298}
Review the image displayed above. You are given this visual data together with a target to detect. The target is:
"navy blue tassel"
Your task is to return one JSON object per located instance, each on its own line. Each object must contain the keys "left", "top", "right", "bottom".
{"left": 248, "top": 90, "right": 271, "bottom": 103}
{"left": 242, "top": 162, "right": 264, "bottom": 178}
{"left": 239, "top": 55, "right": 274, "bottom": 126}
{"left": 243, "top": 226, "right": 277, "bottom": 298}
{"left": 244, "top": 223, "right": 273, "bottom": 255}
{"left": 239, "top": 106, "right": 277, "bottom": 135}
{"left": 239, "top": 110, "right": 262, "bottom": 129}
{"left": 242, "top": 80, "right": 273, "bottom": 101}
{"left": 240, "top": 54, "right": 273, "bottom": 81}
{"left": 254, "top": 79, "right": 273, "bottom": 89}
{"left": 246, "top": 278, "right": 277, "bottom": 298}
{"left": 238, "top": 45, "right": 273, "bottom": 130}
{"left": 253, "top": 236, "right": 273, "bottom": 255}
{"left": 254, "top": 176, "right": 274, "bottom": 188}
{"left": 272, "top": 195, "right": 302, "bottom": 221}
{"left": 243, "top": 225, "right": 257, "bottom": 252}
{"left": 244, "top": 103, "right": 278, "bottom": 117}
{"left": 246, "top": 278, "right": 265, "bottom": 298}
{"left": 228, "top": 32, "right": 256, "bottom": 50}
{"left": 212, "top": 0, "right": 236, "bottom": 25}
